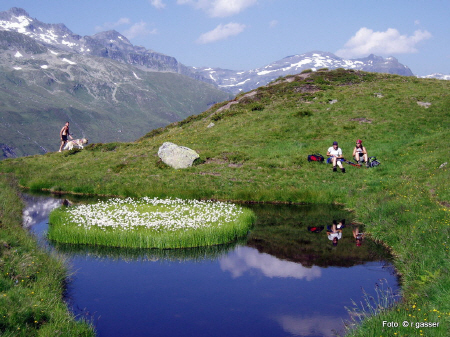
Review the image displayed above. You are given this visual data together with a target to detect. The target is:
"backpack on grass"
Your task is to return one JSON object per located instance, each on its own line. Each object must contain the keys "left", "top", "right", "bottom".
{"left": 308, "top": 153, "right": 324, "bottom": 162}
{"left": 368, "top": 156, "right": 381, "bottom": 167}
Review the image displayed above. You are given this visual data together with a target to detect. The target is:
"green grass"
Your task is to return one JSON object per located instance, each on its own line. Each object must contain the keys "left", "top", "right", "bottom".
{"left": 48, "top": 197, "right": 255, "bottom": 249}
{"left": 1, "top": 69, "right": 450, "bottom": 335}
{"left": 0, "top": 174, "right": 95, "bottom": 337}
{"left": 344, "top": 279, "right": 449, "bottom": 336}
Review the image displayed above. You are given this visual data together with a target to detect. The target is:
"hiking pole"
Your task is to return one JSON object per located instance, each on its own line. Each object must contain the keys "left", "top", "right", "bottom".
{"left": 342, "top": 158, "right": 363, "bottom": 168}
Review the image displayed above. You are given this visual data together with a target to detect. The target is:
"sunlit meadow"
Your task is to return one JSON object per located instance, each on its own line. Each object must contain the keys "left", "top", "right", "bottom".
{"left": 2, "top": 70, "right": 450, "bottom": 335}
{"left": 49, "top": 197, "right": 255, "bottom": 248}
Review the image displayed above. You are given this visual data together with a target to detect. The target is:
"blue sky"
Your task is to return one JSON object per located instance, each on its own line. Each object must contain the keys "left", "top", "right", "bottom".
{"left": 1, "top": 0, "right": 448, "bottom": 76}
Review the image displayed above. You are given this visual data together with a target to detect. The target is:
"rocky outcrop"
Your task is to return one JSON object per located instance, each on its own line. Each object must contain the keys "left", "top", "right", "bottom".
{"left": 158, "top": 142, "right": 199, "bottom": 169}
{"left": 417, "top": 101, "right": 431, "bottom": 108}
{"left": 1, "top": 144, "right": 17, "bottom": 159}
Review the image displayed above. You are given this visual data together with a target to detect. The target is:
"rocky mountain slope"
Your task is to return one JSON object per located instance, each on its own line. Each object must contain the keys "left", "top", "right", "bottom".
{"left": 0, "top": 7, "right": 210, "bottom": 82}
{"left": 0, "top": 8, "right": 230, "bottom": 158}
{"left": 0, "top": 7, "right": 422, "bottom": 96}
{"left": 191, "top": 51, "right": 414, "bottom": 94}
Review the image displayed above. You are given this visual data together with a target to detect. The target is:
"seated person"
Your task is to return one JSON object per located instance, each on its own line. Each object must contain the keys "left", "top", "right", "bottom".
{"left": 327, "top": 141, "right": 345, "bottom": 173}
{"left": 352, "top": 139, "right": 369, "bottom": 167}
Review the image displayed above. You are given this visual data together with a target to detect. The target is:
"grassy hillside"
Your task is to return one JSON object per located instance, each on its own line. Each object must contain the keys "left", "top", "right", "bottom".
{"left": 1, "top": 69, "right": 450, "bottom": 335}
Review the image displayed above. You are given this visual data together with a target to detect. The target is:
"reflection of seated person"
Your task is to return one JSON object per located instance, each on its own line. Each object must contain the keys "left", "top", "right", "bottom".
{"left": 327, "top": 220, "right": 342, "bottom": 246}
{"left": 352, "top": 226, "right": 364, "bottom": 246}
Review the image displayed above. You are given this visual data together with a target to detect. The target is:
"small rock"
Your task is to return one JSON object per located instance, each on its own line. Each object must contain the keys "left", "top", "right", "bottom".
{"left": 207, "top": 122, "right": 215, "bottom": 128}
{"left": 417, "top": 101, "right": 431, "bottom": 108}
{"left": 329, "top": 99, "right": 338, "bottom": 104}
{"left": 439, "top": 162, "right": 447, "bottom": 169}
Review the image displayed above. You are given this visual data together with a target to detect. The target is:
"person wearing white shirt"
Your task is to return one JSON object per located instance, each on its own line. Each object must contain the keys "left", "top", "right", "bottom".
{"left": 327, "top": 141, "right": 345, "bottom": 173}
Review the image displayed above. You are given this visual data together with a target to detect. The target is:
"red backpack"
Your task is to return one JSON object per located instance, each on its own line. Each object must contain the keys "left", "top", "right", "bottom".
{"left": 307, "top": 153, "right": 324, "bottom": 162}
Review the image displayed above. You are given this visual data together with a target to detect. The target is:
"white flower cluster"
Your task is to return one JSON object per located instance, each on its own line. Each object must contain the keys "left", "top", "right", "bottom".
{"left": 64, "top": 197, "right": 244, "bottom": 232}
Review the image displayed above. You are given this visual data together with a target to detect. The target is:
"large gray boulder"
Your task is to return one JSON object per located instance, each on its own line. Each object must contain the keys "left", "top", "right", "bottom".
{"left": 158, "top": 142, "right": 199, "bottom": 169}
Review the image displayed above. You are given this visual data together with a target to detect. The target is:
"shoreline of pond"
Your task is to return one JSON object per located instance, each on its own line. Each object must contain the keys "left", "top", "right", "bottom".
{"left": 0, "top": 175, "right": 96, "bottom": 336}
{"left": 21, "top": 184, "right": 351, "bottom": 206}
{"left": 22, "top": 190, "right": 400, "bottom": 337}
{"left": 6, "top": 179, "right": 449, "bottom": 336}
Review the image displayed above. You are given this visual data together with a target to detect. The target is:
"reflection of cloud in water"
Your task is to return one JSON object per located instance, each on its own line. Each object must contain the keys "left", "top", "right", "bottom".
{"left": 23, "top": 197, "right": 61, "bottom": 227}
{"left": 220, "top": 246, "right": 321, "bottom": 280}
{"left": 275, "top": 314, "right": 344, "bottom": 337}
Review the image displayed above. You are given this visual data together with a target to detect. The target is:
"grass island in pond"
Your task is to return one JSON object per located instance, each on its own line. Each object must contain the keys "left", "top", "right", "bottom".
{"left": 49, "top": 197, "right": 256, "bottom": 249}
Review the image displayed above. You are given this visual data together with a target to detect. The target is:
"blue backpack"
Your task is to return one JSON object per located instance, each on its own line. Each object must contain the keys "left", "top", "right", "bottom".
{"left": 368, "top": 156, "right": 381, "bottom": 167}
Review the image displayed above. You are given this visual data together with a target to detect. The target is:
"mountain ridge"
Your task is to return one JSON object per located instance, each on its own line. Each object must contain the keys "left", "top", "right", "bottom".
{"left": 418, "top": 73, "right": 450, "bottom": 80}
{"left": 0, "top": 7, "right": 213, "bottom": 84}
{"left": 190, "top": 51, "right": 415, "bottom": 94}
{"left": 1, "top": 7, "right": 439, "bottom": 95}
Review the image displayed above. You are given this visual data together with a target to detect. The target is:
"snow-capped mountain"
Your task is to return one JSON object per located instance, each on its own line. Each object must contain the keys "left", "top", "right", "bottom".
{"left": 418, "top": 73, "right": 450, "bottom": 80}
{"left": 191, "top": 51, "right": 415, "bottom": 94}
{"left": 0, "top": 8, "right": 81, "bottom": 51}
{"left": 0, "top": 7, "right": 211, "bottom": 82}
{"left": 0, "top": 7, "right": 431, "bottom": 97}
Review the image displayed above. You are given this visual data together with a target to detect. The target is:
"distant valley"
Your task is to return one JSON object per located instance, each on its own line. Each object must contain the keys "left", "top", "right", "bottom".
{"left": 0, "top": 8, "right": 230, "bottom": 158}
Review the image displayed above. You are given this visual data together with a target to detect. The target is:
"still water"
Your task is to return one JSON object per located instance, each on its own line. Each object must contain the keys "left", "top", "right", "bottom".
{"left": 23, "top": 194, "right": 399, "bottom": 337}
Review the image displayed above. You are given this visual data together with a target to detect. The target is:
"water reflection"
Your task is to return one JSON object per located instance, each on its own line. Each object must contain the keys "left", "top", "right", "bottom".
{"left": 275, "top": 314, "right": 342, "bottom": 337}
{"left": 353, "top": 226, "right": 364, "bottom": 247}
{"left": 220, "top": 246, "right": 322, "bottom": 281}
{"left": 326, "top": 219, "right": 344, "bottom": 246}
{"left": 53, "top": 240, "right": 244, "bottom": 262}
{"left": 245, "top": 204, "right": 392, "bottom": 268}
{"left": 21, "top": 193, "right": 399, "bottom": 337}
{"left": 22, "top": 196, "right": 61, "bottom": 228}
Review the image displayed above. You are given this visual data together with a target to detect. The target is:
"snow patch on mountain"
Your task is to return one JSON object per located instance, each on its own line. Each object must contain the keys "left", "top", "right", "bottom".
{"left": 62, "top": 58, "right": 76, "bottom": 65}
{"left": 0, "top": 14, "right": 32, "bottom": 33}
{"left": 418, "top": 73, "right": 450, "bottom": 80}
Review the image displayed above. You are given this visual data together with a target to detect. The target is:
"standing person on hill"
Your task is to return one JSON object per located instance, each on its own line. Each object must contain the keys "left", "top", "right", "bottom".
{"left": 59, "top": 121, "right": 73, "bottom": 152}
{"left": 352, "top": 139, "right": 369, "bottom": 167}
{"left": 327, "top": 141, "right": 345, "bottom": 173}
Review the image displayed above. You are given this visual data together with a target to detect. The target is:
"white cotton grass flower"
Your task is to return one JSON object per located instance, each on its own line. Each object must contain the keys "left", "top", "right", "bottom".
{"left": 64, "top": 197, "right": 243, "bottom": 231}
{"left": 48, "top": 197, "right": 255, "bottom": 249}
